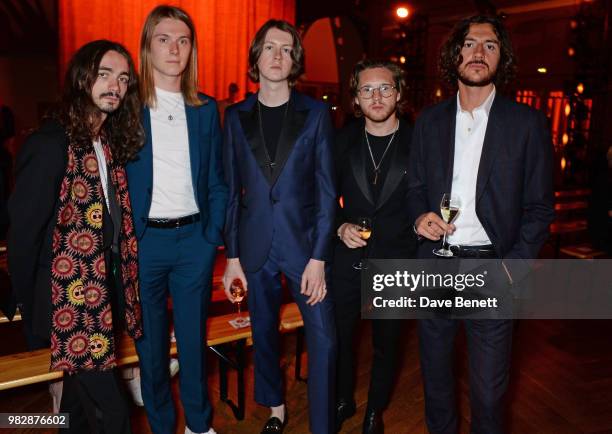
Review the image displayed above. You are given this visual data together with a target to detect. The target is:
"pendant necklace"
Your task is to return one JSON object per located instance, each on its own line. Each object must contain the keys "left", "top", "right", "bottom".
{"left": 364, "top": 121, "right": 399, "bottom": 185}
{"left": 158, "top": 93, "right": 183, "bottom": 122}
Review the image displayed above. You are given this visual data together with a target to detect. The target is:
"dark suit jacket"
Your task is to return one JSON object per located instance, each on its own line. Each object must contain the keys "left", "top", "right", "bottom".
{"left": 8, "top": 121, "right": 117, "bottom": 340}
{"left": 127, "top": 94, "right": 228, "bottom": 245}
{"left": 407, "top": 94, "right": 555, "bottom": 279}
{"left": 223, "top": 91, "right": 336, "bottom": 275}
{"left": 334, "top": 118, "right": 417, "bottom": 260}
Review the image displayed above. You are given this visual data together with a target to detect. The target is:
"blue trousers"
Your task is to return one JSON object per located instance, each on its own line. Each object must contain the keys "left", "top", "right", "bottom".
{"left": 135, "top": 221, "right": 217, "bottom": 434}
{"left": 246, "top": 243, "right": 337, "bottom": 434}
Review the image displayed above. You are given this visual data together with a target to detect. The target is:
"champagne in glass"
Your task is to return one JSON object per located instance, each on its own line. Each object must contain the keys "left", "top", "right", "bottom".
{"left": 433, "top": 194, "right": 461, "bottom": 257}
{"left": 230, "top": 278, "right": 246, "bottom": 315}
{"left": 353, "top": 217, "right": 372, "bottom": 270}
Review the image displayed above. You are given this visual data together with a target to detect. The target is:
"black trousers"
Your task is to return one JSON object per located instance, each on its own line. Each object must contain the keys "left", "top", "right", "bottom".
{"left": 419, "top": 318, "right": 513, "bottom": 434}
{"left": 59, "top": 369, "right": 131, "bottom": 434}
{"left": 332, "top": 248, "right": 403, "bottom": 411}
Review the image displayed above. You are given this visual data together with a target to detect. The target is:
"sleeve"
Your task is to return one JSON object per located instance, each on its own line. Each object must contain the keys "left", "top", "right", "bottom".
{"left": 406, "top": 113, "right": 431, "bottom": 225}
{"left": 311, "top": 106, "right": 337, "bottom": 261}
{"left": 503, "top": 110, "right": 555, "bottom": 280}
{"left": 204, "top": 101, "right": 229, "bottom": 246}
{"left": 222, "top": 107, "right": 241, "bottom": 258}
{"left": 7, "top": 131, "right": 67, "bottom": 314}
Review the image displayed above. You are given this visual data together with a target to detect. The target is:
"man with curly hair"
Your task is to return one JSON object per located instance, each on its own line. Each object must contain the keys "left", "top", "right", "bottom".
{"left": 407, "top": 15, "right": 554, "bottom": 434}
{"left": 8, "top": 39, "right": 144, "bottom": 433}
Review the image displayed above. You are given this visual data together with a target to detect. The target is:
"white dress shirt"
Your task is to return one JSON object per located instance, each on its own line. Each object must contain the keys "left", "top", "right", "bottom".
{"left": 148, "top": 87, "right": 199, "bottom": 219}
{"left": 92, "top": 138, "right": 109, "bottom": 209}
{"left": 446, "top": 87, "right": 496, "bottom": 246}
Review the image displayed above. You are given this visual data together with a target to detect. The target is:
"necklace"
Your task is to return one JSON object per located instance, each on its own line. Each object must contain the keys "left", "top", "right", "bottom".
{"left": 364, "top": 121, "right": 399, "bottom": 185}
{"left": 157, "top": 93, "right": 183, "bottom": 122}
{"left": 257, "top": 98, "right": 290, "bottom": 172}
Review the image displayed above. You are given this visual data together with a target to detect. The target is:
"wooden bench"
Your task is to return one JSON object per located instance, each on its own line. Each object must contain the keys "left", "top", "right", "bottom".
{"left": 0, "top": 303, "right": 304, "bottom": 420}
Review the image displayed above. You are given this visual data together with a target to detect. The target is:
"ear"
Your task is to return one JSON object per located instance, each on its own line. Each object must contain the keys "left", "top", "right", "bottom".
{"left": 354, "top": 96, "right": 360, "bottom": 107}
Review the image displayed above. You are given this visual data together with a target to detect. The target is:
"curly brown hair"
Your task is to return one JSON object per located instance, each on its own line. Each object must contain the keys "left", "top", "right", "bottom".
{"left": 248, "top": 19, "right": 304, "bottom": 85}
{"left": 54, "top": 40, "right": 144, "bottom": 164}
{"left": 439, "top": 15, "right": 516, "bottom": 88}
{"left": 349, "top": 59, "right": 407, "bottom": 116}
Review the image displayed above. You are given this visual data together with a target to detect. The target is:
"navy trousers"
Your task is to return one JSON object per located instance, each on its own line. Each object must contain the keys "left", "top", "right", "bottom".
{"left": 135, "top": 221, "right": 217, "bottom": 434}
{"left": 419, "top": 318, "right": 514, "bottom": 434}
{"left": 246, "top": 240, "right": 337, "bottom": 434}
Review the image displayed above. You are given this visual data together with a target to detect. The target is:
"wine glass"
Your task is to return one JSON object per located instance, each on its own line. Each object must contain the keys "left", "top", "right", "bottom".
{"left": 230, "top": 278, "right": 246, "bottom": 318}
{"left": 433, "top": 194, "right": 461, "bottom": 257}
{"left": 353, "top": 217, "right": 372, "bottom": 270}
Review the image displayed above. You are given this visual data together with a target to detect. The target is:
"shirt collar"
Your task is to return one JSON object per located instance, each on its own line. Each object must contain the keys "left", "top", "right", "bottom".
{"left": 456, "top": 85, "right": 496, "bottom": 117}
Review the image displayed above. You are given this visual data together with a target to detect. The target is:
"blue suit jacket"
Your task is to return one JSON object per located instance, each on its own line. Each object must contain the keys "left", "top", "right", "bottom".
{"left": 223, "top": 91, "right": 336, "bottom": 274}
{"left": 127, "top": 94, "right": 228, "bottom": 245}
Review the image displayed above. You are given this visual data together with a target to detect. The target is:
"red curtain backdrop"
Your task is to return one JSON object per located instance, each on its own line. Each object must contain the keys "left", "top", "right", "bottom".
{"left": 59, "top": 0, "right": 295, "bottom": 100}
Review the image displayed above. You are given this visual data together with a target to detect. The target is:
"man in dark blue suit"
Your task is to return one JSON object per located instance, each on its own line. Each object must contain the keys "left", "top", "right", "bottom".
{"left": 222, "top": 19, "right": 336, "bottom": 434}
{"left": 127, "top": 6, "right": 227, "bottom": 434}
{"left": 407, "top": 15, "right": 554, "bottom": 434}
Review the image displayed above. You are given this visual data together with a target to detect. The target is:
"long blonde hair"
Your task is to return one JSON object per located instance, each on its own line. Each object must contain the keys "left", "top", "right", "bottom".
{"left": 139, "top": 5, "right": 203, "bottom": 108}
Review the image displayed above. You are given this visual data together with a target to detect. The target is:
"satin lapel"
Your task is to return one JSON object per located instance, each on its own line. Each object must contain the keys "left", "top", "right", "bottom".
{"left": 350, "top": 129, "right": 374, "bottom": 206}
{"left": 270, "top": 101, "right": 309, "bottom": 186}
{"left": 185, "top": 104, "right": 200, "bottom": 191}
{"left": 238, "top": 100, "right": 273, "bottom": 184}
{"left": 375, "top": 123, "right": 409, "bottom": 210}
{"left": 441, "top": 99, "right": 457, "bottom": 193}
{"left": 476, "top": 96, "right": 504, "bottom": 201}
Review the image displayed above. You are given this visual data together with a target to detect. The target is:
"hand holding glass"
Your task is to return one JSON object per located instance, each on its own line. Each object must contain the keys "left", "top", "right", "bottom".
{"left": 433, "top": 194, "right": 461, "bottom": 257}
{"left": 353, "top": 217, "right": 372, "bottom": 270}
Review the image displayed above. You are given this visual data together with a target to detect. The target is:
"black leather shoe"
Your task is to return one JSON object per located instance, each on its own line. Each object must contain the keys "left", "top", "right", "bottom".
{"left": 335, "top": 399, "right": 356, "bottom": 432}
{"left": 362, "top": 409, "right": 383, "bottom": 434}
{"left": 261, "top": 416, "right": 286, "bottom": 433}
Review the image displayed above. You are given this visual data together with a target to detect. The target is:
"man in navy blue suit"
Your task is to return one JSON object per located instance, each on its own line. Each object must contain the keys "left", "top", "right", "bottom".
{"left": 407, "top": 15, "right": 554, "bottom": 434}
{"left": 222, "top": 19, "right": 336, "bottom": 434}
{"left": 126, "top": 6, "right": 227, "bottom": 434}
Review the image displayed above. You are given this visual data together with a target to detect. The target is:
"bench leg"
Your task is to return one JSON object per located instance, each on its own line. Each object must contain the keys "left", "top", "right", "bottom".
{"left": 295, "top": 328, "right": 307, "bottom": 382}
{"left": 209, "top": 340, "right": 245, "bottom": 420}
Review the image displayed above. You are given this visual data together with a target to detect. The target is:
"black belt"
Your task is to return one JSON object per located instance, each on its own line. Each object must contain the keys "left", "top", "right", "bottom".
{"left": 147, "top": 213, "right": 200, "bottom": 229}
{"left": 449, "top": 244, "right": 496, "bottom": 258}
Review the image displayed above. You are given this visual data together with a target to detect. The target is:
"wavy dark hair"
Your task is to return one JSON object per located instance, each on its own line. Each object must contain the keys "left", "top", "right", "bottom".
{"left": 349, "top": 59, "right": 407, "bottom": 116}
{"left": 439, "top": 15, "right": 516, "bottom": 88}
{"left": 248, "top": 19, "right": 304, "bottom": 85}
{"left": 54, "top": 40, "right": 144, "bottom": 164}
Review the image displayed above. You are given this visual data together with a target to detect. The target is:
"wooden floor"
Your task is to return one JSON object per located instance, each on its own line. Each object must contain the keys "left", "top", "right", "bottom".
{"left": 1, "top": 318, "right": 611, "bottom": 434}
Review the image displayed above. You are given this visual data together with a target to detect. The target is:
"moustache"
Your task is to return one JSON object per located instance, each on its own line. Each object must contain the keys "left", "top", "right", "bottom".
{"left": 467, "top": 60, "right": 488, "bottom": 67}
{"left": 100, "top": 91, "right": 121, "bottom": 99}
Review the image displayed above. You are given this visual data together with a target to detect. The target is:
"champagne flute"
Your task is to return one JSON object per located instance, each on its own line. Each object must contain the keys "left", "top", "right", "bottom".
{"left": 353, "top": 217, "right": 372, "bottom": 270}
{"left": 433, "top": 194, "right": 461, "bottom": 257}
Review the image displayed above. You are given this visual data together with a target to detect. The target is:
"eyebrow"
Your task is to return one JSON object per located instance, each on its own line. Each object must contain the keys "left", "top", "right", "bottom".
{"left": 465, "top": 37, "right": 499, "bottom": 45}
{"left": 154, "top": 32, "right": 191, "bottom": 39}
{"left": 98, "top": 66, "right": 130, "bottom": 77}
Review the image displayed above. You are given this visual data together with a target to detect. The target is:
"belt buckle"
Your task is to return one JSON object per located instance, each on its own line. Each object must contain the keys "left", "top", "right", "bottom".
{"left": 175, "top": 218, "right": 181, "bottom": 229}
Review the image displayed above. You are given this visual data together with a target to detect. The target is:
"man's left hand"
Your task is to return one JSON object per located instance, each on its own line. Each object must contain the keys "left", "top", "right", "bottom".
{"left": 301, "top": 259, "right": 327, "bottom": 305}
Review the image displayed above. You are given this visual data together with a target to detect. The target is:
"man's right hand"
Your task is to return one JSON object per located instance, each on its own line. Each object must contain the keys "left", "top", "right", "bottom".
{"left": 337, "top": 223, "right": 367, "bottom": 249}
{"left": 222, "top": 258, "right": 248, "bottom": 302}
{"left": 415, "top": 212, "right": 455, "bottom": 241}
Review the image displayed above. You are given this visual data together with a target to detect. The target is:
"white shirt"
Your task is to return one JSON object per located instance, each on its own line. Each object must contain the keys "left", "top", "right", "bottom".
{"left": 92, "top": 138, "right": 109, "bottom": 209}
{"left": 148, "top": 87, "right": 199, "bottom": 218}
{"left": 446, "top": 87, "right": 496, "bottom": 246}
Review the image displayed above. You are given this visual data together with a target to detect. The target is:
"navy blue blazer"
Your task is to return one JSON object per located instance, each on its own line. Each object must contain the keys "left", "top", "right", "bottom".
{"left": 223, "top": 91, "right": 336, "bottom": 274}
{"left": 127, "top": 94, "right": 228, "bottom": 245}
{"left": 407, "top": 94, "right": 555, "bottom": 279}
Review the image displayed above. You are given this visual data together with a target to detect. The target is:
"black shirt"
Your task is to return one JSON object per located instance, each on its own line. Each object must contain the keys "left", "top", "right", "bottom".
{"left": 364, "top": 131, "right": 396, "bottom": 201}
{"left": 259, "top": 101, "right": 288, "bottom": 163}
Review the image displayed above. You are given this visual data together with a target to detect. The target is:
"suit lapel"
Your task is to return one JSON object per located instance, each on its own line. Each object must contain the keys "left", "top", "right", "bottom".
{"left": 270, "top": 98, "right": 308, "bottom": 186}
{"left": 350, "top": 127, "right": 375, "bottom": 206}
{"left": 375, "top": 122, "right": 409, "bottom": 210}
{"left": 185, "top": 104, "right": 200, "bottom": 192}
{"left": 476, "top": 95, "right": 504, "bottom": 201}
{"left": 238, "top": 95, "right": 273, "bottom": 184}
{"left": 441, "top": 98, "right": 457, "bottom": 194}
{"left": 140, "top": 108, "right": 154, "bottom": 187}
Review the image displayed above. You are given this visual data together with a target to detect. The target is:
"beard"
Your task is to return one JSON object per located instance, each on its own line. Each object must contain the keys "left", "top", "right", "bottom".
{"left": 458, "top": 61, "right": 497, "bottom": 87}
{"left": 93, "top": 92, "right": 122, "bottom": 114}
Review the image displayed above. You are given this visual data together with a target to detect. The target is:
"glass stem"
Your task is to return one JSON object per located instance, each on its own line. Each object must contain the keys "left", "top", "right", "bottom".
{"left": 442, "top": 230, "right": 448, "bottom": 250}
{"left": 237, "top": 302, "right": 241, "bottom": 315}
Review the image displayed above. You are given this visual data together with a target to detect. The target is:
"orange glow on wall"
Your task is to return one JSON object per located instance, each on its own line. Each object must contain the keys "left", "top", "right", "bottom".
{"left": 59, "top": 0, "right": 295, "bottom": 100}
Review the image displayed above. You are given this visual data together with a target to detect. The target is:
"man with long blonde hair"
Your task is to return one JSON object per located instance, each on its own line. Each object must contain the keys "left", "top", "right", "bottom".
{"left": 127, "top": 5, "right": 227, "bottom": 434}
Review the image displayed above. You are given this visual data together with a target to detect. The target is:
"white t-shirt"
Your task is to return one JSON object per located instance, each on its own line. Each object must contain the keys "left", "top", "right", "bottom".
{"left": 148, "top": 87, "right": 199, "bottom": 218}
